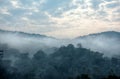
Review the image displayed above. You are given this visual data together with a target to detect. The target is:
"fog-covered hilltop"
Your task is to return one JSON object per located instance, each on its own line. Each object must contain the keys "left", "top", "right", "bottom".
{"left": 0, "top": 29, "right": 48, "bottom": 38}
{"left": 76, "top": 31, "right": 120, "bottom": 39}
{"left": 0, "top": 29, "right": 61, "bottom": 55}
{"left": 0, "top": 29, "right": 120, "bottom": 57}
{"left": 73, "top": 31, "right": 120, "bottom": 57}
{"left": 0, "top": 29, "right": 120, "bottom": 79}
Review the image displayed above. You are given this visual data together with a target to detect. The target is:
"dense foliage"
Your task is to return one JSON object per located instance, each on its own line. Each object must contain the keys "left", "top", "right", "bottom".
{"left": 0, "top": 44, "right": 120, "bottom": 79}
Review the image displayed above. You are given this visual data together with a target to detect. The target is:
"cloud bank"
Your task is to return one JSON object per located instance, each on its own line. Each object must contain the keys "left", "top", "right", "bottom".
{"left": 0, "top": 0, "right": 120, "bottom": 38}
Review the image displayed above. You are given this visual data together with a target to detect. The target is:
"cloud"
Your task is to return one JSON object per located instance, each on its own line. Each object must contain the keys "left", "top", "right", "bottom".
{"left": 41, "top": 0, "right": 120, "bottom": 38}
{"left": 45, "top": 18, "right": 120, "bottom": 38}
{"left": 10, "top": 0, "right": 21, "bottom": 8}
{"left": 0, "top": 0, "right": 120, "bottom": 38}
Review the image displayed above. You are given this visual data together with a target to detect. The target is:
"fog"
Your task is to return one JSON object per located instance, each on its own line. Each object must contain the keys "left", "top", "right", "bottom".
{"left": 0, "top": 31, "right": 120, "bottom": 57}
{"left": 0, "top": 33, "right": 59, "bottom": 55}
{"left": 73, "top": 34, "right": 120, "bottom": 57}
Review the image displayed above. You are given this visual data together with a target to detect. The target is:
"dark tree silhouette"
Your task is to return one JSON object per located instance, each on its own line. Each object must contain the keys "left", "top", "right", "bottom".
{"left": 102, "top": 75, "right": 120, "bottom": 79}
{"left": 0, "top": 50, "right": 9, "bottom": 79}
{"left": 0, "top": 44, "right": 120, "bottom": 79}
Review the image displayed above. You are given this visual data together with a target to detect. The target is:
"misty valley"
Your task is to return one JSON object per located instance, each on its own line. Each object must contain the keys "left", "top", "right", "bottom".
{"left": 0, "top": 0, "right": 120, "bottom": 78}
{"left": 0, "top": 30, "right": 120, "bottom": 79}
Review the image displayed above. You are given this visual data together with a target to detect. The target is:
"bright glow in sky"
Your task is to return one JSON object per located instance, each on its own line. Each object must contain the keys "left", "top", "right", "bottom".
{"left": 0, "top": 0, "right": 120, "bottom": 38}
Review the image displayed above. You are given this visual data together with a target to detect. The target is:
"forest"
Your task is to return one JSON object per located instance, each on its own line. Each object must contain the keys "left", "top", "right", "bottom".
{"left": 0, "top": 44, "right": 120, "bottom": 79}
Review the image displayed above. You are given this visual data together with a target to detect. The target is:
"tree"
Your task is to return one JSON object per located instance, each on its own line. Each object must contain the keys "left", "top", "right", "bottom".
{"left": 0, "top": 50, "right": 9, "bottom": 79}
{"left": 102, "top": 75, "right": 120, "bottom": 79}
{"left": 14, "top": 53, "right": 32, "bottom": 74}
{"left": 81, "top": 74, "right": 90, "bottom": 79}
{"left": 33, "top": 50, "right": 46, "bottom": 60}
{"left": 77, "top": 43, "right": 82, "bottom": 48}
{"left": 0, "top": 50, "right": 3, "bottom": 60}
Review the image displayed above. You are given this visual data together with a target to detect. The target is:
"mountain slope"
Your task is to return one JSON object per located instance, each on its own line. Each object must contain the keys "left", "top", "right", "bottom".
{"left": 76, "top": 31, "right": 120, "bottom": 39}
{"left": 0, "top": 29, "right": 60, "bottom": 55}
{"left": 0, "top": 29, "right": 51, "bottom": 38}
{"left": 0, "top": 29, "right": 120, "bottom": 57}
{"left": 73, "top": 31, "right": 120, "bottom": 57}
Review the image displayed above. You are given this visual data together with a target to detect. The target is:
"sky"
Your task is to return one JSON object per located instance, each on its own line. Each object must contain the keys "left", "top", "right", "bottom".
{"left": 0, "top": 0, "right": 120, "bottom": 39}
